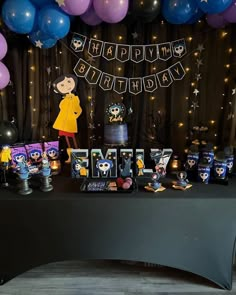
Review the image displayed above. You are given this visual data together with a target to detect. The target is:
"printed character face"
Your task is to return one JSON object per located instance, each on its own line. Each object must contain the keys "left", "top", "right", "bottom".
{"left": 75, "top": 163, "right": 82, "bottom": 171}
{"left": 174, "top": 45, "right": 184, "bottom": 56}
{"left": 14, "top": 153, "right": 26, "bottom": 163}
{"left": 96, "top": 159, "right": 113, "bottom": 173}
{"left": 57, "top": 77, "right": 75, "bottom": 94}
{"left": 178, "top": 171, "right": 187, "bottom": 180}
{"left": 227, "top": 162, "right": 233, "bottom": 170}
{"left": 151, "top": 172, "right": 160, "bottom": 181}
{"left": 187, "top": 159, "right": 196, "bottom": 168}
{"left": 47, "top": 148, "right": 58, "bottom": 159}
{"left": 109, "top": 105, "right": 121, "bottom": 116}
{"left": 200, "top": 172, "right": 209, "bottom": 181}
{"left": 72, "top": 38, "right": 83, "bottom": 50}
{"left": 30, "top": 150, "right": 41, "bottom": 160}
{"left": 216, "top": 167, "right": 225, "bottom": 176}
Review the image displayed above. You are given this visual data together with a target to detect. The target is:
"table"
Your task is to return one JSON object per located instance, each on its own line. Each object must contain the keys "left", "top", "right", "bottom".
{"left": 0, "top": 175, "right": 236, "bottom": 290}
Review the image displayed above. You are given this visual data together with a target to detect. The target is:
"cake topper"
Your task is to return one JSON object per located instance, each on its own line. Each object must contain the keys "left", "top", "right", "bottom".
{"left": 105, "top": 102, "right": 126, "bottom": 123}
{"left": 144, "top": 172, "right": 166, "bottom": 192}
{"left": 172, "top": 171, "right": 192, "bottom": 190}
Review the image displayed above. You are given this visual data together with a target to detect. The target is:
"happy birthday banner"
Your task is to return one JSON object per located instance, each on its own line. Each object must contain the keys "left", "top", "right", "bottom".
{"left": 70, "top": 33, "right": 187, "bottom": 62}
{"left": 73, "top": 58, "right": 186, "bottom": 95}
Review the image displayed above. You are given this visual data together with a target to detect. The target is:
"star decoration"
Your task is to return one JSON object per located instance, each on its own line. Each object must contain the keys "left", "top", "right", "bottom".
{"left": 195, "top": 73, "right": 202, "bottom": 81}
{"left": 193, "top": 89, "right": 200, "bottom": 96}
{"left": 88, "top": 123, "right": 95, "bottom": 129}
{"left": 132, "top": 32, "right": 138, "bottom": 39}
{"left": 55, "top": 0, "right": 65, "bottom": 6}
{"left": 35, "top": 40, "right": 43, "bottom": 48}
{"left": 232, "top": 88, "right": 236, "bottom": 95}
{"left": 87, "top": 55, "right": 95, "bottom": 64}
{"left": 196, "top": 59, "right": 203, "bottom": 68}
{"left": 197, "top": 44, "right": 205, "bottom": 52}
{"left": 191, "top": 101, "right": 200, "bottom": 110}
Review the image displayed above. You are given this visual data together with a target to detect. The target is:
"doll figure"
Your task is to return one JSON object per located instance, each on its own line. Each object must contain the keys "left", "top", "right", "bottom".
{"left": 172, "top": 171, "right": 192, "bottom": 191}
{"left": 53, "top": 74, "right": 82, "bottom": 149}
{"left": 0, "top": 145, "right": 12, "bottom": 170}
{"left": 136, "top": 154, "right": 144, "bottom": 176}
{"left": 144, "top": 172, "right": 166, "bottom": 192}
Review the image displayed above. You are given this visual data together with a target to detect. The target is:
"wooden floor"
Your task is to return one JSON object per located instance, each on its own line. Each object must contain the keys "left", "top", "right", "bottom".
{"left": 0, "top": 260, "right": 236, "bottom": 295}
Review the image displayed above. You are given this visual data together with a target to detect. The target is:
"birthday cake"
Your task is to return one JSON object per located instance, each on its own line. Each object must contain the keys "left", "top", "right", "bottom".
{"left": 104, "top": 102, "right": 128, "bottom": 146}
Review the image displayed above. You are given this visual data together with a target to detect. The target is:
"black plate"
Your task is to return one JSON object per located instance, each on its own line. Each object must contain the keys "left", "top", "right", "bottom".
{"left": 80, "top": 178, "right": 137, "bottom": 193}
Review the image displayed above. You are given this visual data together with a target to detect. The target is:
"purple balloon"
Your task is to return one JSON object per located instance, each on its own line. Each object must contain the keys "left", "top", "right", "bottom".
{"left": 206, "top": 13, "right": 228, "bottom": 28}
{"left": 0, "top": 61, "right": 10, "bottom": 90}
{"left": 59, "top": 0, "right": 91, "bottom": 16}
{"left": 222, "top": 0, "right": 236, "bottom": 22}
{"left": 0, "top": 33, "right": 8, "bottom": 60}
{"left": 93, "top": 0, "right": 129, "bottom": 23}
{"left": 80, "top": 3, "right": 102, "bottom": 25}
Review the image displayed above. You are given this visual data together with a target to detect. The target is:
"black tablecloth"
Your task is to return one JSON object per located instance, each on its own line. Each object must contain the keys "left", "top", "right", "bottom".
{"left": 0, "top": 175, "right": 236, "bottom": 289}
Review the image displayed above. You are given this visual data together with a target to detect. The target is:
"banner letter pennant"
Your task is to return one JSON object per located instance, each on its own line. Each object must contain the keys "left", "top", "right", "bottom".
{"left": 103, "top": 42, "right": 117, "bottom": 61}
{"left": 73, "top": 58, "right": 90, "bottom": 77}
{"left": 158, "top": 42, "right": 172, "bottom": 61}
{"left": 116, "top": 44, "right": 130, "bottom": 62}
{"left": 143, "top": 75, "right": 158, "bottom": 92}
{"left": 70, "top": 33, "right": 87, "bottom": 52}
{"left": 131, "top": 45, "right": 145, "bottom": 63}
{"left": 88, "top": 38, "right": 104, "bottom": 57}
{"left": 99, "top": 73, "right": 115, "bottom": 90}
{"left": 129, "top": 78, "right": 142, "bottom": 95}
{"left": 113, "top": 77, "right": 128, "bottom": 94}
{"left": 171, "top": 39, "right": 187, "bottom": 58}
{"left": 169, "top": 62, "right": 186, "bottom": 80}
{"left": 145, "top": 45, "right": 159, "bottom": 62}
{"left": 156, "top": 69, "right": 173, "bottom": 87}
{"left": 85, "top": 66, "right": 102, "bottom": 84}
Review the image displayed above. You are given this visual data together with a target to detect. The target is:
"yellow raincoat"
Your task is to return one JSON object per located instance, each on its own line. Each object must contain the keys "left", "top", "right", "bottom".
{"left": 0, "top": 147, "right": 11, "bottom": 164}
{"left": 53, "top": 94, "right": 82, "bottom": 133}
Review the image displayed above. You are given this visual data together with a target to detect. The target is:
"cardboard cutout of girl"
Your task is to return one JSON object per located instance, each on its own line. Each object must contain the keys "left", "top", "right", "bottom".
{"left": 53, "top": 74, "right": 82, "bottom": 149}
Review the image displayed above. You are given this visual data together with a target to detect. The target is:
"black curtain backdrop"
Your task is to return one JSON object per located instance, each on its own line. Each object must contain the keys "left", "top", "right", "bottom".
{"left": 0, "top": 16, "right": 236, "bottom": 158}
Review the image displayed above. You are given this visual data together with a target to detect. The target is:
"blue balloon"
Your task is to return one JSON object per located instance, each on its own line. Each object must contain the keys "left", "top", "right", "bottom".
{"left": 38, "top": 5, "right": 70, "bottom": 40}
{"left": 1, "top": 0, "right": 36, "bottom": 34}
{"left": 29, "top": 29, "right": 57, "bottom": 48}
{"left": 162, "top": 0, "right": 198, "bottom": 24}
{"left": 30, "top": 0, "right": 54, "bottom": 8}
{"left": 186, "top": 8, "right": 204, "bottom": 24}
{"left": 195, "top": 0, "right": 233, "bottom": 14}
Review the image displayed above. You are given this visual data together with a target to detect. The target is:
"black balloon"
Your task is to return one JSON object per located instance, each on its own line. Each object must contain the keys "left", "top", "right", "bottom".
{"left": 130, "top": 0, "right": 162, "bottom": 22}
{"left": 0, "top": 120, "right": 18, "bottom": 145}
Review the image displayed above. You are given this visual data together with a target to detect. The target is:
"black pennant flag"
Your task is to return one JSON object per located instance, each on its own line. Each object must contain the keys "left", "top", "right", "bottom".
{"left": 129, "top": 78, "right": 142, "bottom": 95}
{"left": 143, "top": 75, "right": 158, "bottom": 92}
{"left": 169, "top": 62, "right": 186, "bottom": 80}
{"left": 113, "top": 77, "right": 128, "bottom": 94}
{"left": 145, "top": 45, "right": 158, "bottom": 62}
{"left": 172, "top": 39, "right": 187, "bottom": 58}
{"left": 131, "top": 45, "right": 144, "bottom": 63}
{"left": 85, "top": 66, "right": 102, "bottom": 84}
{"left": 70, "top": 33, "right": 86, "bottom": 52}
{"left": 73, "top": 58, "right": 90, "bottom": 77}
{"left": 156, "top": 69, "right": 173, "bottom": 87}
{"left": 116, "top": 44, "right": 130, "bottom": 62}
{"left": 99, "top": 73, "right": 115, "bottom": 90}
{"left": 158, "top": 42, "right": 172, "bottom": 61}
{"left": 88, "top": 39, "right": 103, "bottom": 57}
{"left": 103, "top": 42, "right": 116, "bottom": 61}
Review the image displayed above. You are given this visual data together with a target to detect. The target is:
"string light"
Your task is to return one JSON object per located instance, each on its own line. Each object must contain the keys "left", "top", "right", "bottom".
{"left": 224, "top": 77, "right": 229, "bottom": 83}
{"left": 88, "top": 96, "right": 92, "bottom": 100}
{"left": 210, "top": 120, "right": 215, "bottom": 125}
{"left": 152, "top": 36, "right": 157, "bottom": 40}
{"left": 27, "top": 49, "right": 32, "bottom": 54}
{"left": 185, "top": 96, "right": 189, "bottom": 100}
{"left": 228, "top": 48, "right": 233, "bottom": 53}
{"left": 188, "top": 36, "right": 193, "bottom": 42}
{"left": 185, "top": 67, "right": 190, "bottom": 72}
{"left": 33, "top": 108, "right": 36, "bottom": 112}
{"left": 221, "top": 31, "right": 228, "bottom": 38}
{"left": 93, "top": 34, "right": 97, "bottom": 39}
{"left": 118, "top": 35, "right": 123, "bottom": 41}
{"left": 29, "top": 95, "right": 32, "bottom": 100}
{"left": 178, "top": 122, "right": 184, "bottom": 127}
{"left": 194, "top": 52, "right": 199, "bottom": 57}
{"left": 225, "top": 64, "right": 230, "bottom": 69}
{"left": 117, "top": 67, "right": 122, "bottom": 72}
{"left": 188, "top": 110, "right": 192, "bottom": 114}
{"left": 150, "top": 96, "right": 155, "bottom": 100}
{"left": 191, "top": 82, "right": 195, "bottom": 87}
{"left": 30, "top": 66, "right": 35, "bottom": 71}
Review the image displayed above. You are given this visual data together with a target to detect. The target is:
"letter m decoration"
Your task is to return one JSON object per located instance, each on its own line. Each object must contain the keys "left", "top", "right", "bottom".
{"left": 91, "top": 149, "right": 118, "bottom": 178}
